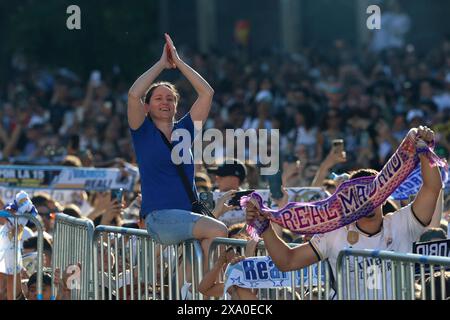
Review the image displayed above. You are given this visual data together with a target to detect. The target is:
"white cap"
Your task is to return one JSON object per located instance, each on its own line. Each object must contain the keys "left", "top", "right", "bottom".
{"left": 255, "top": 90, "right": 273, "bottom": 103}
{"left": 406, "top": 109, "right": 424, "bottom": 123}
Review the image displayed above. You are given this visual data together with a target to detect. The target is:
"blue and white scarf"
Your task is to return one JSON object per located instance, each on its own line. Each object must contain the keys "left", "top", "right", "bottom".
{"left": 223, "top": 256, "right": 325, "bottom": 298}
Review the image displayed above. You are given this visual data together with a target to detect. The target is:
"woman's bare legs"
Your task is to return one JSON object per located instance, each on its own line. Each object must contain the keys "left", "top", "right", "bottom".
{"left": 192, "top": 217, "right": 228, "bottom": 273}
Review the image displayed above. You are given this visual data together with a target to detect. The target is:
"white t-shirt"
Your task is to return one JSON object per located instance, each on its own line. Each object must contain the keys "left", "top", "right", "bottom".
{"left": 309, "top": 204, "right": 426, "bottom": 299}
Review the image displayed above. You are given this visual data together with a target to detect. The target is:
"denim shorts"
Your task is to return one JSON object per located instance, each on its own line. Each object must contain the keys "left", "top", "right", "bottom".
{"left": 144, "top": 209, "right": 205, "bottom": 245}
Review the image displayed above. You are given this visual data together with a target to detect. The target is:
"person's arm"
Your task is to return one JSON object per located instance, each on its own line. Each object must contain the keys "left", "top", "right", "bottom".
{"left": 315, "top": 131, "right": 324, "bottom": 163}
{"left": 0, "top": 122, "right": 8, "bottom": 146}
{"left": 87, "top": 192, "right": 109, "bottom": 221}
{"left": 99, "top": 199, "right": 123, "bottom": 226}
{"left": 198, "top": 255, "right": 227, "bottom": 297}
{"left": 246, "top": 203, "right": 318, "bottom": 272}
{"left": 427, "top": 189, "right": 443, "bottom": 229}
{"left": 281, "top": 161, "right": 301, "bottom": 188}
{"left": 311, "top": 148, "right": 346, "bottom": 187}
{"left": 81, "top": 80, "right": 95, "bottom": 110}
{"left": 412, "top": 126, "right": 443, "bottom": 226}
{"left": 212, "top": 190, "right": 238, "bottom": 219}
{"left": 127, "top": 39, "right": 174, "bottom": 130}
{"left": 53, "top": 267, "right": 71, "bottom": 300}
{"left": 165, "top": 34, "right": 214, "bottom": 125}
{"left": 2, "top": 124, "right": 22, "bottom": 158}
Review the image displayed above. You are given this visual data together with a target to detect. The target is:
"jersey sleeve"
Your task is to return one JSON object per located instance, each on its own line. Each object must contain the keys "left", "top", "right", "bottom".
{"left": 309, "top": 233, "right": 331, "bottom": 261}
{"left": 389, "top": 204, "right": 427, "bottom": 243}
{"left": 130, "top": 117, "right": 153, "bottom": 138}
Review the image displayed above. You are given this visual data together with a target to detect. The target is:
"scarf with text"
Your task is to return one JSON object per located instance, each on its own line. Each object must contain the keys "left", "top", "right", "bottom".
{"left": 242, "top": 129, "right": 448, "bottom": 237}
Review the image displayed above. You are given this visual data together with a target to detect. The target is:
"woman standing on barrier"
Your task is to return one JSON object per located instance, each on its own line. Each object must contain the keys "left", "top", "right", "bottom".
{"left": 127, "top": 34, "right": 228, "bottom": 267}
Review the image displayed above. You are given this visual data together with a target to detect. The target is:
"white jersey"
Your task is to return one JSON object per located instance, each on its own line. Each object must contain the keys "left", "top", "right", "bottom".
{"left": 309, "top": 204, "right": 426, "bottom": 299}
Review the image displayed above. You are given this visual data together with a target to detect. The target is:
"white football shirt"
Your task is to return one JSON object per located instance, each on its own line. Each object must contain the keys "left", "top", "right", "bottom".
{"left": 309, "top": 204, "right": 427, "bottom": 299}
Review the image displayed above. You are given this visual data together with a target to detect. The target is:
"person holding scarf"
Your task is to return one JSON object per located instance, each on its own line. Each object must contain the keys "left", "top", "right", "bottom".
{"left": 245, "top": 126, "right": 443, "bottom": 299}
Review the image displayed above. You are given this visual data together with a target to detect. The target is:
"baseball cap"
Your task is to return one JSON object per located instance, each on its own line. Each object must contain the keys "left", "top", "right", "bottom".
{"left": 207, "top": 159, "right": 247, "bottom": 182}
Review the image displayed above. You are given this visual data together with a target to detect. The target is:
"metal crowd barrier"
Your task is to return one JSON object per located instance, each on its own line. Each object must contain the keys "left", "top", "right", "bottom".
{"left": 208, "top": 237, "right": 332, "bottom": 300}
{"left": 51, "top": 213, "right": 95, "bottom": 300}
{"left": 0, "top": 211, "right": 44, "bottom": 300}
{"left": 336, "top": 249, "right": 450, "bottom": 300}
{"left": 92, "top": 225, "right": 204, "bottom": 300}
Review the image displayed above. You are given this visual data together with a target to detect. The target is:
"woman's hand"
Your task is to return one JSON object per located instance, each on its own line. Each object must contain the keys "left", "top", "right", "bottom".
{"left": 164, "top": 33, "right": 181, "bottom": 67}
{"left": 323, "top": 148, "right": 347, "bottom": 168}
{"left": 159, "top": 40, "right": 176, "bottom": 70}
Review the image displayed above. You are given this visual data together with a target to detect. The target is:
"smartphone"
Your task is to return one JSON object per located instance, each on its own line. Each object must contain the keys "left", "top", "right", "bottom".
{"left": 111, "top": 188, "right": 124, "bottom": 203}
{"left": 199, "top": 191, "right": 215, "bottom": 211}
{"left": 332, "top": 139, "right": 344, "bottom": 153}
{"left": 268, "top": 170, "right": 283, "bottom": 200}
{"left": 228, "top": 190, "right": 255, "bottom": 207}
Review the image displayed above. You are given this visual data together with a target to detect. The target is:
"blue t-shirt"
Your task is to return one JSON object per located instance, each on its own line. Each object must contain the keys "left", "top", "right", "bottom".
{"left": 130, "top": 114, "right": 196, "bottom": 217}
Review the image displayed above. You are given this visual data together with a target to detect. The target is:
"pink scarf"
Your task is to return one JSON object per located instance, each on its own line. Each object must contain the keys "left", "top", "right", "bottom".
{"left": 242, "top": 129, "right": 447, "bottom": 237}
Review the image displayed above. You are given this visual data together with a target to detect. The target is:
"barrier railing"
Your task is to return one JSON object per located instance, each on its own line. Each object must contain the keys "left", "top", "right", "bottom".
{"left": 92, "top": 225, "right": 204, "bottom": 300}
{"left": 51, "top": 213, "right": 95, "bottom": 300}
{"left": 0, "top": 211, "right": 44, "bottom": 300}
{"left": 208, "top": 237, "right": 332, "bottom": 300}
{"left": 336, "top": 249, "right": 450, "bottom": 300}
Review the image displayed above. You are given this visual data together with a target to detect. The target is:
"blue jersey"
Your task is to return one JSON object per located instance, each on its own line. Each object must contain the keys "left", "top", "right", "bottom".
{"left": 130, "top": 114, "right": 196, "bottom": 218}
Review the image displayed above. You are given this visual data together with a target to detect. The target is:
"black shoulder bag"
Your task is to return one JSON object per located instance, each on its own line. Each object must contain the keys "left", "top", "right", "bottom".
{"left": 156, "top": 125, "right": 216, "bottom": 219}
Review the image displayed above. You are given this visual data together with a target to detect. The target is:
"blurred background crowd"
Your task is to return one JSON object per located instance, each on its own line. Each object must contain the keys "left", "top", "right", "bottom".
{"left": 1, "top": 33, "right": 449, "bottom": 181}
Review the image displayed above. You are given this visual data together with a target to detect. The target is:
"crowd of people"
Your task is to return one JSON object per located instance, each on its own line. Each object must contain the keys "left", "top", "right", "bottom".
{"left": 2, "top": 36, "right": 450, "bottom": 172}
{"left": 0, "top": 30, "right": 450, "bottom": 300}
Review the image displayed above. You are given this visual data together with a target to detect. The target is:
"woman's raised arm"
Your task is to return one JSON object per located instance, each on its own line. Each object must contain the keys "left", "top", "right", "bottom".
{"left": 165, "top": 33, "right": 214, "bottom": 126}
{"left": 127, "top": 42, "right": 174, "bottom": 129}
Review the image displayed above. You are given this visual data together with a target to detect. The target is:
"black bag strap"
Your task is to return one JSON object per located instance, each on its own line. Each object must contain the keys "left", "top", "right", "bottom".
{"left": 154, "top": 119, "right": 198, "bottom": 204}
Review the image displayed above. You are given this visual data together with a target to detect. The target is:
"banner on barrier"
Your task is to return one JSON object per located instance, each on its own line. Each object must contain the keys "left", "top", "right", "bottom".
{"left": 413, "top": 239, "right": 450, "bottom": 258}
{"left": 412, "top": 239, "right": 450, "bottom": 274}
{"left": 391, "top": 166, "right": 449, "bottom": 201}
{"left": 0, "top": 165, "right": 137, "bottom": 192}
{"left": 223, "top": 256, "right": 326, "bottom": 296}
